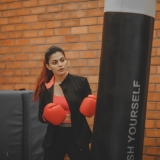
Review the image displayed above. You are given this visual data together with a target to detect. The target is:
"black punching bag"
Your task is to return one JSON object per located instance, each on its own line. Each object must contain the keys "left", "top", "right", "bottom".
{"left": 91, "top": 0, "right": 156, "bottom": 160}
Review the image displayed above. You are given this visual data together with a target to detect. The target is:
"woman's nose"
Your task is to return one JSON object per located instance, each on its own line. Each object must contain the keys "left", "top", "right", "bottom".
{"left": 58, "top": 61, "right": 62, "bottom": 66}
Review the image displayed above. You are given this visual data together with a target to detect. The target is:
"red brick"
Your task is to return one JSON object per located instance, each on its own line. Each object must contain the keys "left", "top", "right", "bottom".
{"left": 55, "top": 28, "right": 70, "bottom": 35}
{"left": 31, "top": 22, "right": 46, "bottom": 30}
{"left": 147, "top": 102, "right": 156, "bottom": 111}
{"left": 0, "top": 48, "right": 7, "bottom": 54}
{"left": 80, "top": 67, "right": 98, "bottom": 75}
{"left": 80, "top": 17, "right": 97, "bottom": 26}
{"left": 38, "top": 0, "right": 54, "bottom": 6}
{"left": 0, "top": 54, "right": 15, "bottom": 61}
{"left": 0, "top": 3, "right": 7, "bottom": 10}
{"left": 56, "top": 44, "right": 71, "bottom": 51}
{"left": 14, "top": 54, "right": 29, "bottom": 61}
{"left": 156, "top": 84, "right": 160, "bottom": 92}
{"left": 88, "top": 42, "right": 101, "bottom": 50}
{"left": 0, "top": 33, "right": 8, "bottom": 39}
{"left": 98, "top": 0, "right": 104, "bottom": 8}
{"left": 144, "top": 138, "right": 155, "bottom": 146}
{"left": 70, "top": 59, "right": 87, "bottom": 66}
{"left": 88, "top": 8, "right": 104, "bottom": 17}
{"left": 54, "top": 0, "right": 70, "bottom": 4}
{"left": 157, "top": 3, "right": 160, "bottom": 11}
{"left": 23, "top": 31, "right": 38, "bottom": 38}
{"left": 8, "top": 77, "right": 22, "bottom": 83}
{"left": 151, "top": 57, "right": 160, "bottom": 65}
{"left": 47, "top": 5, "right": 62, "bottom": 12}
{"left": 152, "top": 48, "right": 156, "bottom": 56}
{"left": 15, "top": 8, "right": 31, "bottom": 16}
{"left": 29, "top": 54, "right": 43, "bottom": 60}
{"left": 67, "top": 67, "right": 79, "bottom": 75}
{"left": 148, "top": 84, "right": 155, "bottom": 92}
{"left": 23, "top": 0, "right": 38, "bottom": 7}
{"left": 156, "top": 120, "right": 160, "bottom": 128}
{"left": 15, "top": 84, "right": 29, "bottom": 90}
{"left": 90, "top": 83, "right": 98, "bottom": 92}
{"left": 23, "top": 61, "right": 37, "bottom": 68}
{"left": 30, "top": 38, "right": 45, "bottom": 45}
{"left": 30, "top": 69, "right": 41, "bottom": 75}
{"left": 8, "top": 62, "right": 22, "bottom": 68}
{"left": 2, "top": 0, "right": 15, "bottom": 2}
{"left": 71, "top": 43, "right": 87, "bottom": 50}
{"left": 65, "top": 51, "right": 79, "bottom": 59}
{"left": 71, "top": 10, "right": 88, "bottom": 18}
{"left": 145, "top": 120, "right": 155, "bottom": 128}
{"left": 1, "top": 24, "right": 15, "bottom": 32}
{"left": 98, "top": 17, "right": 103, "bottom": 24}
{"left": 146, "top": 111, "right": 160, "bottom": 119}
{"left": 22, "top": 77, "right": 37, "bottom": 83}
{"left": 157, "top": 102, "right": 160, "bottom": 111}
{"left": 8, "top": 2, "right": 22, "bottom": 9}
{"left": 97, "top": 33, "right": 102, "bottom": 41}
{"left": 15, "top": 69, "right": 30, "bottom": 76}
{"left": 152, "top": 39, "right": 160, "bottom": 47}
{"left": 39, "top": 29, "right": 54, "bottom": 37}
{"left": 8, "top": 47, "right": 22, "bottom": 54}
{"left": 145, "top": 130, "right": 160, "bottom": 138}
{"left": 54, "top": 12, "right": 70, "bottom": 20}
{"left": 23, "top": 46, "right": 37, "bottom": 53}
{"left": 158, "top": 66, "right": 160, "bottom": 74}
{"left": 16, "top": 39, "right": 30, "bottom": 46}
{"left": 0, "top": 18, "right": 8, "bottom": 25}
{"left": 148, "top": 93, "right": 160, "bottom": 101}
{"left": 37, "top": 45, "right": 52, "bottom": 53}
{"left": 62, "top": 19, "right": 79, "bottom": 27}
{"left": 63, "top": 3, "right": 79, "bottom": 11}
{"left": 88, "top": 25, "right": 103, "bottom": 33}
{"left": 31, "top": 7, "right": 46, "bottom": 14}
{"left": 88, "top": 76, "right": 98, "bottom": 83}
{"left": 2, "top": 10, "right": 15, "bottom": 17}
{"left": 80, "top": 34, "right": 97, "bottom": 42}
{"left": 38, "top": 13, "right": 54, "bottom": 21}
{"left": 71, "top": 0, "right": 86, "bottom": 2}
{"left": 149, "top": 76, "right": 160, "bottom": 83}
{"left": 80, "top": 1, "right": 97, "bottom": 9}
{"left": 88, "top": 59, "right": 100, "bottom": 66}
{"left": 71, "top": 26, "right": 87, "bottom": 34}
{"left": 0, "top": 77, "right": 7, "bottom": 83}
{"left": 80, "top": 51, "right": 97, "bottom": 58}
{"left": 8, "top": 31, "right": 23, "bottom": 39}
{"left": 46, "top": 36, "right": 62, "bottom": 44}
{"left": 63, "top": 35, "right": 79, "bottom": 43}
{"left": 150, "top": 66, "right": 157, "bottom": 74}
{"left": 0, "top": 62, "right": 7, "bottom": 68}
{"left": 46, "top": 21, "right": 62, "bottom": 28}
{"left": 9, "top": 17, "right": 22, "bottom": 24}
{"left": 1, "top": 70, "right": 14, "bottom": 76}
{"left": 23, "top": 15, "right": 38, "bottom": 22}
{"left": 145, "top": 147, "right": 160, "bottom": 156}
{"left": 1, "top": 40, "right": 15, "bottom": 46}
{"left": 16, "top": 24, "right": 30, "bottom": 31}
{"left": 1, "top": 84, "right": 15, "bottom": 90}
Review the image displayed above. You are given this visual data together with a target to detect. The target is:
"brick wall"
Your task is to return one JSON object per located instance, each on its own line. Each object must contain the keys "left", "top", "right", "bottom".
{"left": 0, "top": 0, "right": 160, "bottom": 159}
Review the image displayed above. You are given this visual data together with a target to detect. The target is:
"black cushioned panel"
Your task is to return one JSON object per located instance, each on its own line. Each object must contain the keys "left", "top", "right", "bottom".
{"left": 0, "top": 91, "right": 47, "bottom": 160}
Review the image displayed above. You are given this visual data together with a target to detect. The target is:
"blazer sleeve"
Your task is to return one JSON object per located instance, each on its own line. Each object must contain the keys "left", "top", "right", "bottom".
{"left": 38, "top": 91, "right": 48, "bottom": 123}
{"left": 83, "top": 78, "right": 92, "bottom": 98}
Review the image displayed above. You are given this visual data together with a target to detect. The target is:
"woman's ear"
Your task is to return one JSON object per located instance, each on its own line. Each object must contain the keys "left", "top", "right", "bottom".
{"left": 46, "top": 64, "right": 51, "bottom": 70}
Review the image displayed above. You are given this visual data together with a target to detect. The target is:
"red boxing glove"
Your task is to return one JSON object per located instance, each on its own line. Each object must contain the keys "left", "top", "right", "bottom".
{"left": 43, "top": 103, "right": 66, "bottom": 125}
{"left": 79, "top": 95, "right": 97, "bottom": 118}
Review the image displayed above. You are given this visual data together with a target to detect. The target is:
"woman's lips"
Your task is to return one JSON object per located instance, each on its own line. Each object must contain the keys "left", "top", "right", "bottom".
{"left": 58, "top": 68, "right": 64, "bottom": 72}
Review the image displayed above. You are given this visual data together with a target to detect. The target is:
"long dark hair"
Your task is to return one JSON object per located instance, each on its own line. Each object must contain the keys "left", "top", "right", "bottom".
{"left": 33, "top": 46, "right": 65, "bottom": 101}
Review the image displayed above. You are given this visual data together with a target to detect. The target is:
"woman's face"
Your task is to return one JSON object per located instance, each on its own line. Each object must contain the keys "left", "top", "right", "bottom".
{"left": 46, "top": 51, "right": 67, "bottom": 76}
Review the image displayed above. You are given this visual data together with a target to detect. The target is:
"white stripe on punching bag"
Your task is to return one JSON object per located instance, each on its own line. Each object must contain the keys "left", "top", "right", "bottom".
{"left": 104, "top": 0, "right": 156, "bottom": 18}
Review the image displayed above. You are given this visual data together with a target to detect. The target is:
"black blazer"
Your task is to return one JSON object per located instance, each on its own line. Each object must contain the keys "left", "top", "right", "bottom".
{"left": 38, "top": 73, "right": 92, "bottom": 150}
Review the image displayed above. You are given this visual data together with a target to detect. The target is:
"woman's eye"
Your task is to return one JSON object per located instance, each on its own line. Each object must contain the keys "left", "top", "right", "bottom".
{"left": 52, "top": 61, "right": 57, "bottom": 65}
{"left": 60, "top": 58, "right": 65, "bottom": 62}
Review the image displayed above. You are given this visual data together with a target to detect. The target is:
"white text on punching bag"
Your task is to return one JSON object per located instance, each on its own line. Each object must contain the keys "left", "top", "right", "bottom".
{"left": 127, "top": 81, "right": 140, "bottom": 160}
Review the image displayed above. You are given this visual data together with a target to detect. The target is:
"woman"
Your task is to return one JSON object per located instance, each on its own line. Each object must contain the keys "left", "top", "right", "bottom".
{"left": 33, "top": 45, "right": 92, "bottom": 160}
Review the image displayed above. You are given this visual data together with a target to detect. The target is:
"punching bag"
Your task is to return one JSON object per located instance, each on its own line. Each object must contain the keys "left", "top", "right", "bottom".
{"left": 91, "top": 0, "right": 156, "bottom": 160}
